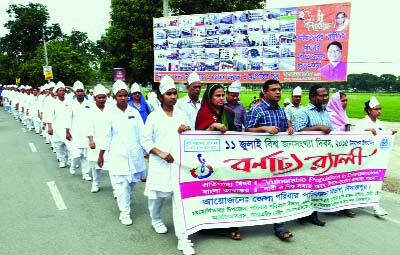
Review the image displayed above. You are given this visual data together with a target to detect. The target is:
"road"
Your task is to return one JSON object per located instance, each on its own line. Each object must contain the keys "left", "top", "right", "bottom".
{"left": 1, "top": 109, "right": 400, "bottom": 255}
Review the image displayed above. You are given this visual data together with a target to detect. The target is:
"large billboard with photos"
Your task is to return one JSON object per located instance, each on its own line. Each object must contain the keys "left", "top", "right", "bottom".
{"left": 153, "top": 2, "right": 351, "bottom": 83}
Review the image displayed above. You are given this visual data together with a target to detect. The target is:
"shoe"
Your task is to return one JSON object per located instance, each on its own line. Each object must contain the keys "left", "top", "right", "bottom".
{"left": 45, "top": 139, "right": 50, "bottom": 144}
{"left": 374, "top": 207, "right": 388, "bottom": 217}
{"left": 59, "top": 162, "right": 66, "bottom": 168}
{"left": 343, "top": 209, "right": 356, "bottom": 218}
{"left": 152, "top": 222, "right": 168, "bottom": 234}
{"left": 91, "top": 184, "right": 100, "bottom": 193}
{"left": 119, "top": 214, "right": 133, "bottom": 226}
{"left": 69, "top": 168, "right": 76, "bottom": 175}
{"left": 178, "top": 239, "right": 195, "bottom": 255}
{"left": 82, "top": 174, "right": 92, "bottom": 181}
{"left": 275, "top": 230, "right": 293, "bottom": 241}
{"left": 307, "top": 217, "right": 326, "bottom": 227}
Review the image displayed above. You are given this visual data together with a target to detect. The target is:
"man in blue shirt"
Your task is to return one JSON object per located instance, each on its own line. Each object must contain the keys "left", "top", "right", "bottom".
{"left": 245, "top": 79, "right": 294, "bottom": 241}
{"left": 292, "top": 84, "right": 331, "bottom": 227}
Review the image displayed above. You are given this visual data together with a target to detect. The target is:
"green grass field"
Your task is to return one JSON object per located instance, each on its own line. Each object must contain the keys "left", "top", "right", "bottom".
{"left": 170, "top": 90, "right": 400, "bottom": 122}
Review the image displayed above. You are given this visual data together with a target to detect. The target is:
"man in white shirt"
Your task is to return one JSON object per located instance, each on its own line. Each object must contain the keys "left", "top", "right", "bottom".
{"left": 66, "top": 80, "right": 92, "bottom": 180}
{"left": 175, "top": 72, "right": 202, "bottom": 129}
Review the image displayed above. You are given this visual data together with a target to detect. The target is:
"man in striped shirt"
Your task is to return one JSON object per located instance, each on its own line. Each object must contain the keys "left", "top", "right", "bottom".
{"left": 292, "top": 84, "right": 332, "bottom": 227}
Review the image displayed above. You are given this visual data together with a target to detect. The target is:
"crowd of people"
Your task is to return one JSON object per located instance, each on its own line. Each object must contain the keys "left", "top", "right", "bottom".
{"left": 0, "top": 74, "right": 395, "bottom": 255}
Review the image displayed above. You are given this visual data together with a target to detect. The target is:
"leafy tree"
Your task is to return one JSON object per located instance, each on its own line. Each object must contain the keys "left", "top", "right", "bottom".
{"left": 0, "top": 3, "right": 62, "bottom": 60}
{"left": 169, "top": 0, "right": 264, "bottom": 15}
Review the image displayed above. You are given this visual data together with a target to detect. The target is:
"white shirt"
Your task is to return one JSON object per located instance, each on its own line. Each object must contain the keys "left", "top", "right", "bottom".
{"left": 354, "top": 115, "right": 384, "bottom": 132}
{"left": 67, "top": 98, "right": 93, "bottom": 148}
{"left": 102, "top": 105, "right": 145, "bottom": 175}
{"left": 175, "top": 94, "right": 201, "bottom": 129}
{"left": 141, "top": 107, "right": 190, "bottom": 193}
{"left": 48, "top": 98, "right": 69, "bottom": 142}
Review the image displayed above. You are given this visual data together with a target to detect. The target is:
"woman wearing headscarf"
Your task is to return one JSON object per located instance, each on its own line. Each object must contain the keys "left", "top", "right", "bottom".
{"left": 195, "top": 83, "right": 240, "bottom": 240}
{"left": 326, "top": 91, "right": 356, "bottom": 217}
{"left": 195, "top": 84, "right": 236, "bottom": 133}
{"left": 128, "top": 82, "right": 152, "bottom": 123}
{"left": 98, "top": 80, "right": 146, "bottom": 225}
{"left": 326, "top": 91, "right": 351, "bottom": 131}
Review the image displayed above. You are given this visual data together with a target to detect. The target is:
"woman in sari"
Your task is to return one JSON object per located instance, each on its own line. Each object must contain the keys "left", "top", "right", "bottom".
{"left": 195, "top": 84, "right": 240, "bottom": 240}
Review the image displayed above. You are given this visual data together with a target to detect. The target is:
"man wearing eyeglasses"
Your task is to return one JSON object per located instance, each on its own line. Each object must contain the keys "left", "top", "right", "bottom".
{"left": 292, "top": 84, "right": 333, "bottom": 227}
{"left": 320, "top": 40, "right": 347, "bottom": 81}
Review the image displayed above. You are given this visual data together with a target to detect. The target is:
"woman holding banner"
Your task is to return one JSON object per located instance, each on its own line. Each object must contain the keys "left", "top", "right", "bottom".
{"left": 354, "top": 96, "right": 397, "bottom": 217}
{"left": 327, "top": 91, "right": 356, "bottom": 217}
{"left": 195, "top": 83, "right": 241, "bottom": 240}
{"left": 140, "top": 75, "right": 194, "bottom": 255}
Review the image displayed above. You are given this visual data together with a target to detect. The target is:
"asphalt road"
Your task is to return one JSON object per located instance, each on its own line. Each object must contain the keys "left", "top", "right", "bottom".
{"left": 1, "top": 109, "right": 400, "bottom": 255}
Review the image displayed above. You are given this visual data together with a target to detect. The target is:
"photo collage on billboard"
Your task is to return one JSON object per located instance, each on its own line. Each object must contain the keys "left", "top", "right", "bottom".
{"left": 153, "top": 2, "right": 351, "bottom": 83}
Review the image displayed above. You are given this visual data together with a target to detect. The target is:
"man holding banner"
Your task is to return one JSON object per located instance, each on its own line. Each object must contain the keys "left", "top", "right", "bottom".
{"left": 245, "top": 79, "right": 294, "bottom": 241}
{"left": 292, "top": 84, "right": 332, "bottom": 227}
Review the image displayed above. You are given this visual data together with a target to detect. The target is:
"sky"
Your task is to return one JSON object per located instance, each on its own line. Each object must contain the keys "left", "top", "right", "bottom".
{"left": 0, "top": 0, "right": 399, "bottom": 76}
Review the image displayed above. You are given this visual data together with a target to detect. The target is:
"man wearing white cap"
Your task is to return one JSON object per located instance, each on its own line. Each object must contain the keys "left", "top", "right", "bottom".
{"left": 47, "top": 81, "right": 70, "bottom": 168}
{"left": 141, "top": 75, "right": 194, "bottom": 255}
{"left": 87, "top": 84, "right": 113, "bottom": 193}
{"left": 98, "top": 80, "right": 146, "bottom": 226}
{"left": 176, "top": 72, "right": 202, "bottom": 129}
{"left": 29, "top": 87, "right": 42, "bottom": 134}
{"left": 66, "top": 80, "right": 92, "bottom": 180}
{"left": 285, "top": 86, "right": 304, "bottom": 125}
{"left": 42, "top": 82, "right": 56, "bottom": 143}
{"left": 224, "top": 80, "right": 247, "bottom": 131}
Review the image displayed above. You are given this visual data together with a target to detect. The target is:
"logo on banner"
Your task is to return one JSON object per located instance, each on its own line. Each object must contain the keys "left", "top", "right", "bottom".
{"left": 380, "top": 137, "right": 390, "bottom": 150}
{"left": 190, "top": 153, "right": 214, "bottom": 179}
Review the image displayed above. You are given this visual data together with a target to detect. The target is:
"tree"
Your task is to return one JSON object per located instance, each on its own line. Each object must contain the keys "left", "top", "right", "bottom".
{"left": 169, "top": 0, "right": 264, "bottom": 15}
{"left": 0, "top": 3, "right": 62, "bottom": 60}
{"left": 100, "top": 0, "right": 263, "bottom": 84}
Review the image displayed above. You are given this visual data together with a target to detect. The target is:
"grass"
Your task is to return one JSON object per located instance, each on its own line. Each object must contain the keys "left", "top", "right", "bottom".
{"left": 144, "top": 89, "right": 400, "bottom": 122}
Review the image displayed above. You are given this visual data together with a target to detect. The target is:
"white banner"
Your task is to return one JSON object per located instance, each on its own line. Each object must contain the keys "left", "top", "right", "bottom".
{"left": 175, "top": 131, "right": 394, "bottom": 235}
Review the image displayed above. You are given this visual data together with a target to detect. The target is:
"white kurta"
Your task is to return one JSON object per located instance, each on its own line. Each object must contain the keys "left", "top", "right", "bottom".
{"left": 48, "top": 98, "right": 69, "bottom": 142}
{"left": 141, "top": 108, "right": 190, "bottom": 193}
{"left": 354, "top": 115, "right": 384, "bottom": 132}
{"left": 67, "top": 99, "right": 92, "bottom": 149}
{"left": 101, "top": 105, "right": 146, "bottom": 175}
{"left": 87, "top": 104, "right": 111, "bottom": 164}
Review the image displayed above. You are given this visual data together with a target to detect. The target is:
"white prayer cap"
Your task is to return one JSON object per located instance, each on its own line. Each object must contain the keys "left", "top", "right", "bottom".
{"left": 284, "top": 98, "right": 291, "bottom": 104}
{"left": 159, "top": 75, "right": 175, "bottom": 95}
{"left": 130, "top": 83, "right": 141, "bottom": 93}
{"left": 48, "top": 81, "right": 56, "bottom": 89}
{"left": 105, "top": 88, "right": 110, "bottom": 94}
{"left": 54, "top": 81, "right": 65, "bottom": 92}
{"left": 25, "top": 85, "right": 32, "bottom": 89}
{"left": 73, "top": 80, "right": 84, "bottom": 91}
{"left": 187, "top": 72, "right": 200, "bottom": 86}
{"left": 228, "top": 80, "right": 241, "bottom": 93}
{"left": 292, "top": 86, "right": 302, "bottom": 96}
{"left": 112, "top": 80, "right": 128, "bottom": 95}
{"left": 93, "top": 84, "right": 107, "bottom": 97}
{"left": 369, "top": 96, "right": 380, "bottom": 109}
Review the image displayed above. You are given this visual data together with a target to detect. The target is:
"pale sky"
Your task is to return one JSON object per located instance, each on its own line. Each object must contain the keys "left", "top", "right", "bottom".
{"left": 0, "top": 0, "right": 399, "bottom": 76}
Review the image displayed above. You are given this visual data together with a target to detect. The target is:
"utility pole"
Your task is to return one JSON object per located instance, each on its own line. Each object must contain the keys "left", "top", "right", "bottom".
{"left": 42, "top": 28, "right": 48, "bottom": 66}
{"left": 163, "top": 0, "right": 169, "bottom": 17}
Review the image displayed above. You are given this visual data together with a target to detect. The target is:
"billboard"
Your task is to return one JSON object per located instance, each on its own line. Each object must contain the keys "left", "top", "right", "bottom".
{"left": 153, "top": 2, "right": 351, "bottom": 83}
{"left": 113, "top": 68, "right": 126, "bottom": 81}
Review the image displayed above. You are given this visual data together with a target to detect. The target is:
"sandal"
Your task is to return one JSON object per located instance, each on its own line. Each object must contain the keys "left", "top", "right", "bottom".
{"left": 216, "top": 230, "right": 241, "bottom": 240}
{"left": 343, "top": 209, "right": 356, "bottom": 217}
{"left": 275, "top": 231, "right": 293, "bottom": 241}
